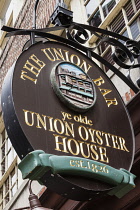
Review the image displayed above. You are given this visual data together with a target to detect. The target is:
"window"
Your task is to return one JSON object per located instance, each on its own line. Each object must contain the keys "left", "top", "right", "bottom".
{"left": 110, "top": 12, "right": 125, "bottom": 33}
{"left": 0, "top": 166, "right": 18, "bottom": 209}
{"left": 89, "top": 9, "right": 102, "bottom": 27}
{"left": 119, "top": 30, "right": 129, "bottom": 43}
{"left": 0, "top": 130, "right": 16, "bottom": 176}
{"left": 134, "top": 0, "right": 140, "bottom": 11}
{"left": 85, "top": 0, "right": 140, "bottom": 41}
{"left": 85, "top": 0, "right": 99, "bottom": 18}
{"left": 0, "top": 129, "right": 19, "bottom": 209}
{"left": 96, "top": 35, "right": 110, "bottom": 55}
{"left": 130, "top": 17, "right": 140, "bottom": 39}
{"left": 122, "top": 30, "right": 129, "bottom": 38}
{"left": 124, "top": 0, "right": 135, "bottom": 21}
{"left": 102, "top": 0, "right": 116, "bottom": 18}
{"left": 0, "top": 0, "right": 25, "bottom": 55}
{"left": 102, "top": 48, "right": 115, "bottom": 72}
{"left": 85, "top": 0, "right": 117, "bottom": 23}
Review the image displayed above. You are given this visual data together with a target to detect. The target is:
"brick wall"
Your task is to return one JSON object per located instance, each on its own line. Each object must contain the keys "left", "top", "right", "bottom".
{"left": 0, "top": 0, "right": 56, "bottom": 95}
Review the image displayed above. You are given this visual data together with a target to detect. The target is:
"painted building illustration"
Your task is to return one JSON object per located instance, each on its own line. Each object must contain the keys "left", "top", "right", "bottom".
{"left": 57, "top": 64, "right": 94, "bottom": 107}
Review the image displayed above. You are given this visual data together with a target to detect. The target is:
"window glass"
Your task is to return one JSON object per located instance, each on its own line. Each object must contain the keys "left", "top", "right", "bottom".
{"left": 119, "top": 30, "right": 128, "bottom": 43}
{"left": 5, "top": 178, "right": 9, "bottom": 192}
{"left": 1, "top": 144, "right": 5, "bottom": 158}
{"left": 11, "top": 185, "right": 17, "bottom": 197}
{"left": 124, "top": 0, "right": 135, "bottom": 21}
{"left": 0, "top": 166, "right": 18, "bottom": 208}
{"left": 7, "top": 138, "right": 12, "bottom": 151}
{"left": 0, "top": 187, "right": 3, "bottom": 209}
{"left": 134, "top": 0, "right": 140, "bottom": 11}
{"left": 96, "top": 35, "right": 109, "bottom": 54}
{"left": 103, "top": 48, "right": 115, "bottom": 72}
{"left": 8, "top": 150, "right": 13, "bottom": 168}
{"left": 102, "top": 0, "right": 116, "bottom": 18}
{"left": 130, "top": 18, "right": 140, "bottom": 39}
{"left": 0, "top": 130, "right": 19, "bottom": 208}
{"left": 5, "top": 193, "right": 10, "bottom": 205}
{"left": 1, "top": 159, "right": 5, "bottom": 175}
{"left": 11, "top": 169, "right": 16, "bottom": 186}
{"left": 110, "top": 12, "right": 125, "bottom": 33}
{"left": 89, "top": 9, "right": 102, "bottom": 27}
{"left": 122, "top": 30, "right": 128, "bottom": 38}
{"left": 85, "top": 0, "right": 99, "bottom": 18}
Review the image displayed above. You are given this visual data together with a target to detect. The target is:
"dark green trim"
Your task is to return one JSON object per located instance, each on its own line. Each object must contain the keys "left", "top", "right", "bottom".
{"left": 18, "top": 150, "right": 136, "bottom": 198}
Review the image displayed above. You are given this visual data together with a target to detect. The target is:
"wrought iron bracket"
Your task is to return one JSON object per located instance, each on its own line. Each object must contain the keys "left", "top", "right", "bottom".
{"left": 1, "top": 1, "right": 140, "bottom": 93}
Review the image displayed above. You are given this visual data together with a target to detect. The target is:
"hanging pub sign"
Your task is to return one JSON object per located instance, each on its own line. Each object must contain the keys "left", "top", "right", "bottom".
{"left": 1, "top": 41, "right": 136, "bottom": 201}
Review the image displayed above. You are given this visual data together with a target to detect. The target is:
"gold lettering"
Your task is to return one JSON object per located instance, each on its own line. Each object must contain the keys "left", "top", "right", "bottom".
{"left": 67, "top": 139, "right": 80, "bottom": 155}
{"left": 90, "top": 144, "right": 99, "bottom": 161}
{"left": 96, "top": 131, "right": 103, "bottom": 145}
{"left": 102, "top": 132, "right": 111, "bottom": 147}
{"left": 80, "top": 60, "right": 92, "bottom": 73}
{"left": 78, "top": 125, "right": 89, "bottom": 141}
{"left": 30, "top": 54, "right": 45, "bottom": 69}
{"left": 93, "top": 76, "right": 105, "bottom": 86}
{"left": 70, "top": 54, "right": 81, "bottom": 66}
{"left": 23, "top": 61, "right": 39, "bottom": 76}
{"left": 111, "top": 135, "right": 120, "bottom": 150}
{"left": 64, "top": 121, "right": 75, "bottom": 138}
{"left": 91, "top": 164, "right": 98, "bottom": 172}
{"left": 105, "top": 98, "right": 118, "bottom": 107}
{"left": 42, "top": 48, "right": 56, "bottom": 61}
{"left": 78, "top": 141, "right": 90, "bottom": 158}
{"left": 54, "top": 119, "right": 64, "bottom": 134}
{"left": 64, "top": 50, "right": 70, "bottom": 62}
{"left": 20, "top": 70, "right": 37, "bottom": 84}
{"left": 119, "top": 137, "right": 129, "bottom": 152}
{"left": 88, "top": 128, "right": 96, "bottom": 143}
{"left": 70, "top": 160, "right": 75, "bottom": 167}
{"left": 98, "top": 146, "right": 109, "bottom": 163}
{"left": 36, "top": 113, "right": 47, "bottom": 130}
{"left": 74, "top": 115, "right": 79, "bottom": 122}
{"left": 88, "top": 120, "right": 93, "bottom": 126}
{"left": 87, "top": 161, "right": 91, "bottom": 169}
{"left": 47, "top": 116, "right": 55, "bottom": 132}
{"left": 20, "top": 54, "right": 45, "bottom": 83}
{"left": 52, "top": 48, "right": 65, "bottom": 61}
{"left": 103, "top": 166, "right": 109, "bottom": 173}
{"left": 75, "top": 160, "right": 81, "bottom": 167}
{"left": 23, "top": 55, "right": 45, "bottom": 76}
{"left": 99, "top": 88, "right": 112, "bottom": 97}
{"left": 61, "top": 111, "right": 72, "bottom": 121}
{"left": 80, "top": 160, "right": 87, "bottom": 168}
{"left": 23, "top": 109, "right": 34, "bottom": 126}
{"left": 53, "top": 134, "right": 69, "bottom": 153}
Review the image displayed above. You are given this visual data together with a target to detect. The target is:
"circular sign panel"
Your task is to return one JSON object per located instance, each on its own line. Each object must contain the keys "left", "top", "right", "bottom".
{"left": 2, "top": 41, "right": 135, "bottom": 201}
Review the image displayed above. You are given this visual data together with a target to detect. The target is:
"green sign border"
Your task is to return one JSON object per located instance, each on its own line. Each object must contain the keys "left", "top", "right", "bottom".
{"left": 18, "top": 150, "right": 136, "bottom": 198}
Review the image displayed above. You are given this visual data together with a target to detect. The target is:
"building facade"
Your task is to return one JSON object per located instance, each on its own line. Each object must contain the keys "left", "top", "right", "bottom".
{"left": 0, "top": 0, "right": 140, "bottom": 209}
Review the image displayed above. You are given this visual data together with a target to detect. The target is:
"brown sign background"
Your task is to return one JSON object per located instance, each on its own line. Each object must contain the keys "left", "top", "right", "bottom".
{"left": 2, "top": 41, "right": 135, "bottom": 199}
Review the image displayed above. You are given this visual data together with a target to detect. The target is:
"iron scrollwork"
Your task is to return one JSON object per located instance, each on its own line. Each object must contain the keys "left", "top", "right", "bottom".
{"left": 1, "top": 20, "right": 140, "bottom": 93}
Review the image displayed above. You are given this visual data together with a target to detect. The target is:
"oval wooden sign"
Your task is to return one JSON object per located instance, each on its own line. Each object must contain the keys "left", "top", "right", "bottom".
{"left": 1, "top": 41, "right": 135, "bottom": 200}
